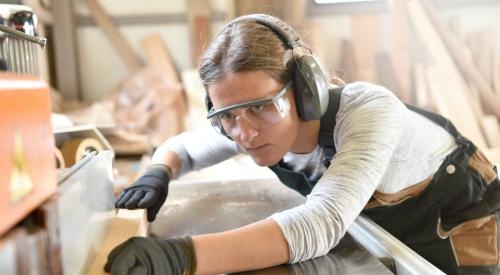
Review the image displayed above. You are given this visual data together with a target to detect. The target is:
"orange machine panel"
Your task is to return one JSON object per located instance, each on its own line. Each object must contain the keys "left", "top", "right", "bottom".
{"left": 0, "top": 73, "right": 56, "bottom": 236}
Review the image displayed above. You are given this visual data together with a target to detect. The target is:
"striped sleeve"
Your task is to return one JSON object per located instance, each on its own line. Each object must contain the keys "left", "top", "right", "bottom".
{"left": 271, "top": 82, "right": 407, "bottom": 263}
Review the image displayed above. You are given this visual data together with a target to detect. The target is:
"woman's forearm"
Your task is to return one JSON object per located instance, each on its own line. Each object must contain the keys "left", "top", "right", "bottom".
{"left": 151, "top": 145, "right": 182, "bottom": 178}
{"left": 193, "top": 218, "right": 289, "bottom": 274}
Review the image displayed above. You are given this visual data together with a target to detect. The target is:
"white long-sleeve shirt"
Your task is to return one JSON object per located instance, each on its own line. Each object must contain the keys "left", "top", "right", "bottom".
{"left": 155, "top": 82, "right": 457, "bottom": 263}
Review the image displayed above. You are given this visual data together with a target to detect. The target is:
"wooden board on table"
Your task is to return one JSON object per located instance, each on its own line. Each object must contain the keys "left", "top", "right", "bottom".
{"left": 87, "top": 209, "right": 148, "bottom": 275}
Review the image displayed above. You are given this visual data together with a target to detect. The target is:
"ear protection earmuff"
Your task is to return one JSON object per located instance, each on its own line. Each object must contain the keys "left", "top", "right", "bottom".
{"left": 205, "top": 13, "right": 329, "bottom": 121}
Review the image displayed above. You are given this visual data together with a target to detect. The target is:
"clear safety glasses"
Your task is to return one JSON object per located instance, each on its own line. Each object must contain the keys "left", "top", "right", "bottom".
{"left": 207, "top": 82, "right": 292, "bottom": 137}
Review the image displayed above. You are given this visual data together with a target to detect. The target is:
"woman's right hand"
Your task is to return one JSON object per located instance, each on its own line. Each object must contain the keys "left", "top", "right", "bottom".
{"left": 115, "top": 164, "right": 171, "bottom": 222}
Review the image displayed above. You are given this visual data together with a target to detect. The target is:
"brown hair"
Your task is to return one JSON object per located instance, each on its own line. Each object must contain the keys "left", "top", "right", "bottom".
{"left": 198, "top": 21, "right": 294, "bottom": 87}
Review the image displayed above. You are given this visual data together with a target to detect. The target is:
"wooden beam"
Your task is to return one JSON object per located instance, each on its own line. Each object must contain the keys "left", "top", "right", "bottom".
{"left": 375, "top": 52, "right": 407, "bottom": 102}
{"left": 52, "top": 0, "right": 81, "bottom": 99}
{"left": 387, "top": 0, "right": 411, "bottom": 103}
{"left": 494, "top": 49, "right": 500, "bottom": 95}
{"left": 414, "top": 63, "right": 431, "bottom": 110}
{"left": 338, "top": 39, "right": 357, "bottom": 83}
{"left": 481, "top": 116, "right": 500, "bottom": 148}
{"left": 186, "top": 0, "right": 212, "bottom": 68}
{"left": 351, "top": 14, "right": 380, "bottom": 82}
{"left": 83, "top": 0, "right": 143, "bottom": 71}
{"left": 140, "top": 35, "right": 186, "bottom": 138}
{"left": 140, "top": 34, "right": 180, "bottom": 82}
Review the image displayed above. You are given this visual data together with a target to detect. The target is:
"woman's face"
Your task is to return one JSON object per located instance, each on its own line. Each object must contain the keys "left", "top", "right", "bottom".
{"left": 207, "top": 71, "right": 300, "bottom": 166}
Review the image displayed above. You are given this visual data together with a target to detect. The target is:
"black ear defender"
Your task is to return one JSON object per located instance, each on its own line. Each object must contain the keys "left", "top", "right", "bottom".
{"left": 205, "top": 14, "right": 329, "bottom": 121}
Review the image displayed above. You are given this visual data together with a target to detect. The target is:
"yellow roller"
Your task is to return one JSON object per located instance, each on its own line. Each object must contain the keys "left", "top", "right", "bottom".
{"left": 61, "top": 138, "right": 103, "bottom": 167}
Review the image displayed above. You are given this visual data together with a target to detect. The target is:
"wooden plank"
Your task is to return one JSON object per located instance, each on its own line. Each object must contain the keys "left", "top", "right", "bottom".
{"left": 181, "top": 69, "right": 213, "bottom": 130}
{"left": 139, "top": 35, "right": 187, "bottom": 140}
{"left": 303, "top": 20, "right": 325, "bottom": 72}
{"left": 338, "top": 39, "right": 357, "bottom": 83}
{"left": 481, "top": 116, "right": 500, "bottom": 148}
{"left": 413, "top": 63, "right": 431, "bottom": 110}
{"left": 351, "top": 14, "right": 380, "bottom": 82}
{"left": 290, "top": 0, "right": 306, "bottom": 25}
{"left": 474, "top": 30, "right": 493, "bottom": 90}
{"left": 417, "top": 0, "right": 500, "bottom": 119}
{"left": 494, "top": 50, "right": 500, "bottom": 95}
{"left": 375, "top": 52, "right": 407, "bottom": 102}
{"left": 140, "top": 34, "right": 180, "bottom": 82}
{"left": 225, "top": 0, "right": 236, "bottom": 20}
{"left": 193, "top": 15, "right": 211, "bottom": 66}
{"left": 387, "top": 0, "right": 411, "bottom": 103}
{"left": 52, "top": 0, "right": 81, "bottom": 99}
{"left": 87, "top": 209, "right": 148, "bottom": 275}
{"left": 447, "top": 16, "right": 462, "bottom": 42}
{"left": 83, "top": 0, "right": 143, "bottom": 71}
{"left": 186, "top": 0, "right": 212, "bottom": 67}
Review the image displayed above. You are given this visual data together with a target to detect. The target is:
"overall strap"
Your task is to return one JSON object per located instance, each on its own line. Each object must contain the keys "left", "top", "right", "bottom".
{"left": 404, "top": 104, "right": 460, "bottom": 138}
{"left": 318, "top": 86, "right": 344, "bottom": 167}
{"left": 267, "top": 86, "right": 345, "bottom": 196}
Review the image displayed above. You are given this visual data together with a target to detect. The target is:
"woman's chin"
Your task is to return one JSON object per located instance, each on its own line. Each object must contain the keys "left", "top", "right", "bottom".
{"left": 250, "top": 155, "right": 280, "bottom": 167}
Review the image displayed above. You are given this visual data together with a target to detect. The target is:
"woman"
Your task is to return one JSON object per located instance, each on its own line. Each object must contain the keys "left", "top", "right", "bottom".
{"left": 106, "top": 14, "right": 500, "bottom": 275}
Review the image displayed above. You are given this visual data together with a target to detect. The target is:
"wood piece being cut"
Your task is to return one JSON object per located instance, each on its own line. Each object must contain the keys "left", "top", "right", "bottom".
{"left": 87, "top": 209, "right": 148, "bottom": 275}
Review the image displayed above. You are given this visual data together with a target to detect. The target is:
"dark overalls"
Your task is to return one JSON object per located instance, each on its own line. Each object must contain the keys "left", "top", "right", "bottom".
{"left": 269, "top": 87, "right": 500, "bottom": 274}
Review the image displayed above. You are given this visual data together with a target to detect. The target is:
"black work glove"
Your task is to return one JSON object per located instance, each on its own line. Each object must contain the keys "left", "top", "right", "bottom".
{"left": 115, "top": 164, "right": 171, "bottom": 222}
{"left": 104, "top": 236, "right": 196, "bottom": 275}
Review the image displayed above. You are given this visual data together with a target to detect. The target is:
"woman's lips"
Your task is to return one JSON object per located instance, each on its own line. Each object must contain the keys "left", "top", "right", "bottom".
{"left": 246, "top": 144, "right": 268, "bottom": 152}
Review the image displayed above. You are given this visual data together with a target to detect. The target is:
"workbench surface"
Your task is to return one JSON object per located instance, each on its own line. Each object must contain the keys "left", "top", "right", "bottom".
{"left": 149, "top": 179, "right": 392, "bottom": 274}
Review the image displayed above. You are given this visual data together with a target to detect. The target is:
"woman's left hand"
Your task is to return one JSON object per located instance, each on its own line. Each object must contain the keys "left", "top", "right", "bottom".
{"left": 104, "top": 236, "right": 196, "bottom": 275}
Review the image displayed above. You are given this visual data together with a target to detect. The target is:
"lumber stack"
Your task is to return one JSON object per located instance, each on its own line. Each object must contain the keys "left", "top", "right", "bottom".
{"left": 406, "top": 0, "right": 500, "bottom": 164}
{"left": 334, "top": 0, "right": 500, "bottom": 165}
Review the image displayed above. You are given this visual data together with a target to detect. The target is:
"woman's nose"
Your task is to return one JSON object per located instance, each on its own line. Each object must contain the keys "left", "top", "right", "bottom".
{"left": 236, "top": 116, "right": 258, "bottom": 142}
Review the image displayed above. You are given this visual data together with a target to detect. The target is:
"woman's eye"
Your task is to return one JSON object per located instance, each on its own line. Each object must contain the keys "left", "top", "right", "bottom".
{"left": 220, "top": 112, "right": 236, "bottom": 121}
{"left": 250, "top": 104, "right": 265, "bottom": 113}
